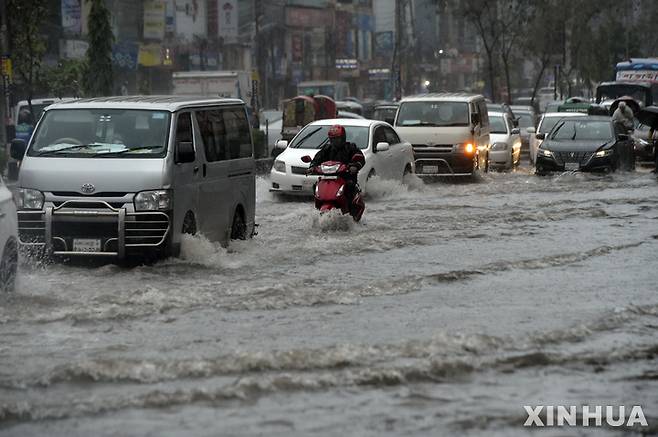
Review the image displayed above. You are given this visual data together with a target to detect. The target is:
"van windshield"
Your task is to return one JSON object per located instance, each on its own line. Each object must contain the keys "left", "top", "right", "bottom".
{"left": 396, "top": 101, "right": 469, "bottom": 127}
{"left": 28, "top": 109, "right": 170, "bottom": 158}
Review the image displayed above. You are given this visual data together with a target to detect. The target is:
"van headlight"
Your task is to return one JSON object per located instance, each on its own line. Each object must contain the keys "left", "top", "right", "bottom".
{"left": 15, "top": 188, "right": 44, "bottom": 210}
{"left": 273, "top": 160, "right": 286, "bottom": 173}
{"left": 134, "top": 190, "right": 172, "bottom": 211}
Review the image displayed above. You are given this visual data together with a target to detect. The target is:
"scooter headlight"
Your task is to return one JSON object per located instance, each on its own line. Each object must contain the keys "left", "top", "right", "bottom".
{"left": 15, "top": 188, "right": 44, "bottom": 210}
{"left": 134, "top": 190, "right": 172, "bottom": 211}
{"left": 320, "top": 163, "right": 341, "bottom": 173}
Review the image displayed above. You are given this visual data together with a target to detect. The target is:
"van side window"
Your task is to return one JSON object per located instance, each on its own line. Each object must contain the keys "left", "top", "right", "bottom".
{"left": 196, "top": 109, "right": 227, "bottom": 162}
{"left": 223, "top": 107, "right": 253, "bottom": 159}
{"left": 477, "top": 101, "right": 489, "bottom": 127}
{"left": 176, "top": 112, "right": 193, "bottom": 144}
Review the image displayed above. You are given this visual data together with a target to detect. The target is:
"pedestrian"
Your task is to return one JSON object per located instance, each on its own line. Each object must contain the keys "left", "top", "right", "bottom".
{"left": 14, "top": 109, "right": 34, "bottom": 144}
{"left": 612, "top": 101, "right": 634, "bottom": 134}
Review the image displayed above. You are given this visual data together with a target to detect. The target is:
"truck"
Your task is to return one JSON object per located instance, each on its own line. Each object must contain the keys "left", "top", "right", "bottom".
{"left": 172, "top": 70, "right": 252, "bottom": 102}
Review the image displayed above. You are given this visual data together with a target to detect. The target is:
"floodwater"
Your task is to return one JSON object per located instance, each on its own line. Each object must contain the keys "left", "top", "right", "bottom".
{"left": 1, "top": 167, "right": 657, "bottom": 436}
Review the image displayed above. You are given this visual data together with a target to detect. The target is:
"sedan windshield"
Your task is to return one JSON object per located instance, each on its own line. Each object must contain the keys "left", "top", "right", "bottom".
{"left": 489, "top": 115, "right": 508, "bottom": 134}
{"left": 396, "top": 102, "right": 469, "bottom": 127}
{"left": 549, "top": 120, "right": 613, "bottom": 141}
{"left": 28, "top": 109, "right": 170, "bottom": 158}
{"left": 290, "top": 125, "right": 370, "bottom": 150}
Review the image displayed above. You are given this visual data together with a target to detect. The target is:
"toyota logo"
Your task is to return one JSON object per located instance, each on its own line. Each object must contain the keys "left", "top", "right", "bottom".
{"left": 80, "top": 183, "right": 96, "bottom": 194}
{"left": 570, "top": 152, "right": 575, "bottom": 158}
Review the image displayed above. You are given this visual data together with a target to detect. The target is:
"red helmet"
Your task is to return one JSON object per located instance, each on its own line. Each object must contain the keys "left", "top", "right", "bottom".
{"left": 328, "top": 124, "right": 346, "bottom": 140}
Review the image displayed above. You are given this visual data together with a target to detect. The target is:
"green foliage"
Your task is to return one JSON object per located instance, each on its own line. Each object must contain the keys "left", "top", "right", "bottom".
{"left": 7, "top": 0, "right": 48, "bottom": 100}
{"left": 40, "top": 59, "right": 87, "bottom": 98}
{"left": 84, "top": 0, "right": 114, "bottom": 97}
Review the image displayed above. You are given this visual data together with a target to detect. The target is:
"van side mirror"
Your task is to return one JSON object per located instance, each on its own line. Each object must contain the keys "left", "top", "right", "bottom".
{"left": 470, "top": 113, "right": 480, "bottom": 126}
{"left": 275, "top": 140, "right": 288, "bottom": 150}
{"left": 175, "top": 141, "right": 195, "bottom": 163}
{"left": 10, "top": 139, "right": 26, "bottom": 160}
{"left": 511, "top": 128, "right": 520, "bottom": 135}
{"left": 375, "top": 142, "right": 390, "bottom": 152}
{"left": 535, "top": 133, "right": 546, "bottom": 140}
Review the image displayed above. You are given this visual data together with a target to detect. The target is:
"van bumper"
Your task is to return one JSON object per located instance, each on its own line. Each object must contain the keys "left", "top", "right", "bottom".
{"left": 17, "top": 200, "right": 170, "bottom": 259}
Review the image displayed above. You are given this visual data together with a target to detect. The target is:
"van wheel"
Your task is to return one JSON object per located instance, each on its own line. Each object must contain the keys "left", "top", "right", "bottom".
{"left": 231, "top": 211, "right": 246, "bottom": 240}
{"left": 0, "top": 239, "right": 18, "bottom": 293}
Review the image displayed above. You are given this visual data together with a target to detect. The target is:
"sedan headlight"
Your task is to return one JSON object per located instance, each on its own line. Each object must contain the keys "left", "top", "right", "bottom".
{"left": 134, "top": 190, "right": 172, "bottom": 211}
{"left": 491, "top": 142, "right": 508, "bottom": 151}
{"left": 273, "top": 160, "right": 286, "bottom": 173}
{"left": 15, "top": 188, "right": 44, "bottom": 210}
{"left": 538, "top": 148, "right": 553, "bottom": 158}
{"left": 595, "top": 149, "right": 612, "bottom": 157}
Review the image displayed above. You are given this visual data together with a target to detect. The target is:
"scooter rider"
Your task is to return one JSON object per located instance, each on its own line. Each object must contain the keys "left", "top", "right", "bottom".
{"left": 309, "top": 124, "right": 365, "bottom": 214}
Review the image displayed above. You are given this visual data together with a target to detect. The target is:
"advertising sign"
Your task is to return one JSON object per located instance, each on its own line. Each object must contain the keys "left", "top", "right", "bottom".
{"left": 61, "top": 0, "right": 82, "bottom": 35}
{"left": 218, "top": 0, "right": 238, "bottom": 41}
{"left": 144, "top": 0, "right": 166, "bottom": 40}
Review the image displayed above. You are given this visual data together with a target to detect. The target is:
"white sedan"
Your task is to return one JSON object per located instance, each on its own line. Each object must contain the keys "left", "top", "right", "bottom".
{"left": 269, "top": 119, "right": 415, "bottom": 196}
{"left": 0, "top": 176, "right": 18, "bottom": 292}
{"left": 527, "top": 112, "right": 582, "bottom": 164}
{"left": 488, "top": 111, "right": 522, "bottom": 170}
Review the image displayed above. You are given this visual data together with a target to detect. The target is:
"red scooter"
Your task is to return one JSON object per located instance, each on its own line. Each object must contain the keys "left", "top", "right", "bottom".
{"left": 301, "top": 155, "right": 365, "bottom": 222}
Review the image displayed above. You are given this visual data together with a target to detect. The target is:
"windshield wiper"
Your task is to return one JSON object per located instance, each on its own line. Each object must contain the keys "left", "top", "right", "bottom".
{"left": 292, "top": 127, "right": 322, "bottom": 148}
{"left": 97, "top": 147, "right": 161, "bottom": 157}
{"left": 34, "top": 144, "right": 94, "bottom": 156}
{"left": 403, "top": 122, "right": 441, "bottom": 127}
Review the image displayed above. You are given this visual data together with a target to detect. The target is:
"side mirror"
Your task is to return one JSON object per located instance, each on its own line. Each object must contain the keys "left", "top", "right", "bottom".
{"left": 275, "top": 140, "right": 288, "bottom": 150}
{"left": 10, "top": 139, "right": 26, "bottom": 160}
{"left": 535, "top": 133, "right": 546, "bottom": 140}
{"left": 526, "top": 127, "right": 536, "bottom": 134}
{"left": 375, "top": 142, "right": 390, "bottom": 152}
{"left": 512, "top": 117, "right": 520, "bottom": 128}
{"left": 300, "top": 155, "right": 312, "bottom": 163}
{"left": 511, "top": 128, "right": 520, "bottom": 135}
{"left": 470, "top": 113, "right": 480, "bottom": 126}
{"left": 175, "top": 141, "right": 195, "bottom": 164}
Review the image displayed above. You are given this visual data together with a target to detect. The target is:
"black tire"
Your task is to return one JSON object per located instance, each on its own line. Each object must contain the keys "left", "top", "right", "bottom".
{"left": 0, "top": 239, "right": 18, "bottom": 292}
{"left": 230, "top": 210, "right": 246, "bottom": 240}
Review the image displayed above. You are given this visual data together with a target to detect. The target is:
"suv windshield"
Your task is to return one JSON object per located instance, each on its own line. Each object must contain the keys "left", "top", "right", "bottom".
{"left": 290, "top": 125, "right": 369, "bottom": 150}
{"left": 550, "top": 120, "right": 613, "bottom": 141}
{"left": 28, "top": 109, "right": 170, "bottom": 158}
{"left": 396, "top": 101, "right": 469, "bottom": 127}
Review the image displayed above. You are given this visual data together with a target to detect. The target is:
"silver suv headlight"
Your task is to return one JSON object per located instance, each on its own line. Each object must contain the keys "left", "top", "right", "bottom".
{"left": 15, "top": 188, "right": 44, "bottom": 210}
{"left": 134, "top": 190, "right": 172, "bottom": 211}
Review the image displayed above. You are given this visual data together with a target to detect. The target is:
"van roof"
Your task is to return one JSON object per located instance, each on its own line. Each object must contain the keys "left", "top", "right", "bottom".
{"left": 400, "top": 93, "right": 485, "bottom": 103}
{"left": 45, "top": 95, "right": 244, "bottom": 112}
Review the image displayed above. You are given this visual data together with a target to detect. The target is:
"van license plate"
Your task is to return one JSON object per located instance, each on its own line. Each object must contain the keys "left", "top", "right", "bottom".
{"left": 564, "top": 162, "right": 579, "bottom": 171}
{"left": 423, "top": 165, "right": 439, "bottom": 174}
{"left": 73, "top": 239, "right": 101, "bottom": 252}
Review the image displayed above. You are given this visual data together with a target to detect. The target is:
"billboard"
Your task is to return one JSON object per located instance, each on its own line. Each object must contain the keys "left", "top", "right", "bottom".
{"left": 61, "top": 0, "right": 82, "bottom": 35}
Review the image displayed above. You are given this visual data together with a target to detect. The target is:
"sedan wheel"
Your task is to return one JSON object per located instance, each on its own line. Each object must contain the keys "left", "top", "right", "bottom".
{"left": 0, "top": 240, "right": 18, "bottom": 293}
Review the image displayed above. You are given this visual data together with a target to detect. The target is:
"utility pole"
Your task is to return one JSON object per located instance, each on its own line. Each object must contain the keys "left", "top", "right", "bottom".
{"left": 392, "top": 0, "right": 402, "bottom": 100}
{"left": 0, "top": 0, "right": 9, "bottom": 150}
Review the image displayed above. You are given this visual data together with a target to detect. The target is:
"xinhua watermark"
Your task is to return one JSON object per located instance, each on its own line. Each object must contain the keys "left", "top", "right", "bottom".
{"left": 523, "top": 406, "right": 648, "bottom": 427}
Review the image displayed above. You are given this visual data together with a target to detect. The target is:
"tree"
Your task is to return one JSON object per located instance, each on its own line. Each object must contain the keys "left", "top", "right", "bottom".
{"left": 40, "top": 59, "right": 86, "bottom": 98}
{"left": 461, "top": 0, "right": 503, "bottom": 100}
{"left": 84, "top": 0, "right": 114, "bottom": 96}
{"left": 7, "top": 0, "right": 48, "bottom": 115}
{"left": 498, "top": 0, "right": 530, "bottom": 103}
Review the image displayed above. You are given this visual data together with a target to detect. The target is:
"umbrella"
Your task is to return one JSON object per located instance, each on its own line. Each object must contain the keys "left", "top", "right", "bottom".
{"left": 609, "top": 96, "right": 641, "bottom": 115}
{"left": 637, "top": 106, "right": 658, "bottom": 129}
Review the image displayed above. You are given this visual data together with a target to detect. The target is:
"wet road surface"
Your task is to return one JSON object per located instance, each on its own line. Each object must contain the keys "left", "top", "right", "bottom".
{"left": 1, "top": 166, "right": 657, "bottom": 436}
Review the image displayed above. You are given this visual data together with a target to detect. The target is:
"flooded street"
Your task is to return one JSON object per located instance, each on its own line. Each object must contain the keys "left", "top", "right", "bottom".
{"left": 1, "top": 166, "right": 657, "bottom": 436}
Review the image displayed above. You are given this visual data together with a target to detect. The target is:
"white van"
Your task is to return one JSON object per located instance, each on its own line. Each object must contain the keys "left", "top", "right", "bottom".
{"left": 10, "top": 96, "right": 256, "bottom": 260}
{"left": 394, "top": 93, "right": 491, "bottom": 177}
